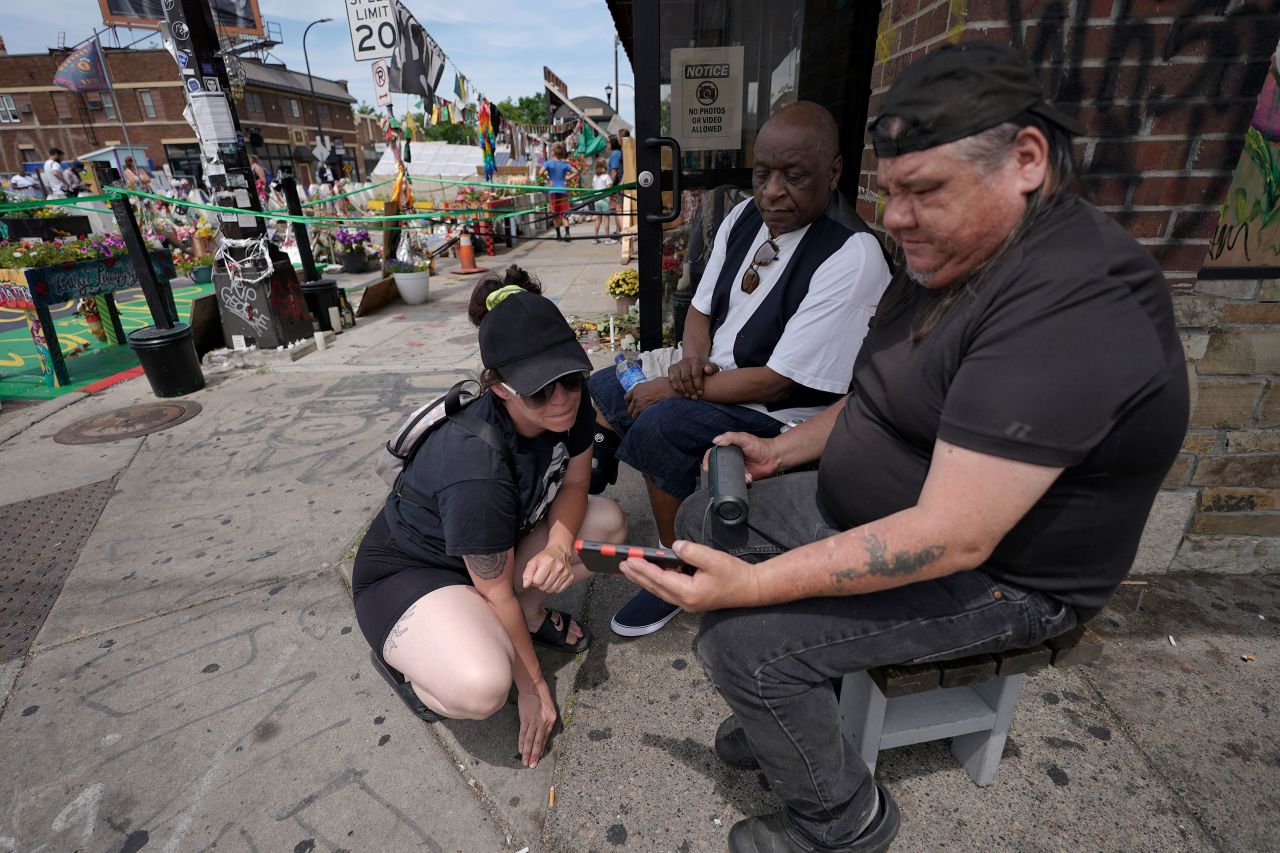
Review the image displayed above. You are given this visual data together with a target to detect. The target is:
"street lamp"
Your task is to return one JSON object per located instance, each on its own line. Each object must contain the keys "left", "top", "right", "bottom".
{"left": 605, "top": 84, "right": 613, "bottom": 109}
{"left": 302, "top": 17, "right": 333, "bottom": 177}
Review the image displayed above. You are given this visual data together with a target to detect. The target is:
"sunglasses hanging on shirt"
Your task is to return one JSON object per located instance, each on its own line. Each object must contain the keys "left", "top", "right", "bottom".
{"left": 741, "top": 239, "right": 781, "bottom": 294}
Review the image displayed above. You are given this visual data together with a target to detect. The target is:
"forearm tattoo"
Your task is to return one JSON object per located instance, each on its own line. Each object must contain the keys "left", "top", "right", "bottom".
{"left": 465, "top": 552, "right": 508, "bottom": 580}
{"left": 830, "top": 533, "right": 945, "bottom": 591}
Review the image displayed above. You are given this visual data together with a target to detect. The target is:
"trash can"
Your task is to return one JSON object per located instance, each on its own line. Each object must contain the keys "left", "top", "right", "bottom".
{"left": 301, "top": 278, "right": 341, "bottom": 331}
{"left": 127, "top": 323, "right": 206, "bottom": 397}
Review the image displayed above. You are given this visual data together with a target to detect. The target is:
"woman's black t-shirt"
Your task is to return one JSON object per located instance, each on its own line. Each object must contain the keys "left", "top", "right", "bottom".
{"left": 380, "top": 390, "right": 595, "bottom": 572}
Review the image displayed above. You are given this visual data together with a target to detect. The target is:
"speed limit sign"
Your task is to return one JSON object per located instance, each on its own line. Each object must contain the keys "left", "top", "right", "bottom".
{"left": 373, "top": 59, "right": 391, "bottom": 106}
{"left": 346, "top": 0, "right": 397, "bottom": 62}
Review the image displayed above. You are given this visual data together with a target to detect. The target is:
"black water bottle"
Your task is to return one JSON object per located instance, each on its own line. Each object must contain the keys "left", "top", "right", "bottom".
{"left": 709, "top": 445, "right": 749, "bottom": 526}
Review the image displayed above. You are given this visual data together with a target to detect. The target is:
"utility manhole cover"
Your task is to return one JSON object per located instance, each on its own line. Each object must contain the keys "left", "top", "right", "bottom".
{"left": 53, "top": 402, "right": 202, "bottom": 445}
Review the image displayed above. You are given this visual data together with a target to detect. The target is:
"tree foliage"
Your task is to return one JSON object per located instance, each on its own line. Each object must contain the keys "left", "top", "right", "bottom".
{"left": 498, "top": 93, "right": 550, "bottom": 126}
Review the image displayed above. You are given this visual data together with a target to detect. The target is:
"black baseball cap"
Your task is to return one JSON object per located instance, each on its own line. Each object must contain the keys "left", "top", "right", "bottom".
{"left": 869, "top": 42, "right": 1085, "bottom": 158}
{"left": 478, "top": 292, "right": 591, "bottom": 396}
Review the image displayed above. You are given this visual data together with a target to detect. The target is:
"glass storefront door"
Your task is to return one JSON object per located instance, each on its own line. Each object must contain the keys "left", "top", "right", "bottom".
{"left": 628, "top": 0, "right": 880, "bottom": 348}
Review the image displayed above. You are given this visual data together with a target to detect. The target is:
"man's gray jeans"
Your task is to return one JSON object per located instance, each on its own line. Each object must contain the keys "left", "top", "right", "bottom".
{"left": 676, "top": 472, "right": 1076, "bottom": 848}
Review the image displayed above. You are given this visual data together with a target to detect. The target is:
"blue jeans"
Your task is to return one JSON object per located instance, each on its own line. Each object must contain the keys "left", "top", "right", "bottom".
{"left": 676, "top": 472, "right": 1077, "bottom": 848}
{"left": 588, "top": 366, "right": 784, "bottom": 500}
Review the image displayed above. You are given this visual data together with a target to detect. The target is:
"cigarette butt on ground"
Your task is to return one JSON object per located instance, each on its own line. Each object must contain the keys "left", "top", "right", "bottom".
{"left": 548, "top": 786, "right": 556, "bottom": 807}
{"left": 1168, "top": 635, "right": 1177, "bottom": 646}
{"left": 1241, "top": 654, "right": 1256, "bottom": 662}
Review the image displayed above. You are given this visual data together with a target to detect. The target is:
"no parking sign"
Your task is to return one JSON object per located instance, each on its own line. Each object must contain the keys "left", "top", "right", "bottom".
{"left": 373, "top": 59, "right": 391, "bottom": 106}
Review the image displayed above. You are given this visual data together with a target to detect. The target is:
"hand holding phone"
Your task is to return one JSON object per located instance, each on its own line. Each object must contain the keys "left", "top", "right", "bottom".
{"left": 575, "top": 539, "right": 688, "bottom": 575}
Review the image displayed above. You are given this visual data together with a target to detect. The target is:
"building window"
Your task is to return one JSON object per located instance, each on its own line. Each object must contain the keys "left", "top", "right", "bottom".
{"left": 102, "top": 93, "right": 116, "bottom": 119}
{"left": 53, "top": 93, "right": 72, "bottom": 119}
{"left": 287, "top": 98, "right": 301, "bottom": 118}
{"left": 245, "top": 91, "right": 263, "bottom": 113}
{"left": 316, "top": 103, "right": 329, "bottom": 123}
{"left": 138, "top": 89, "right": 157, "bottom": 119}
{"left": 0, "top": 96, "right": 18, "bottom": 123}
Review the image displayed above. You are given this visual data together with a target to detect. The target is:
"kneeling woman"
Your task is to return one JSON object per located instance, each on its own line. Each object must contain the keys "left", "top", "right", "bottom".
{"left": 353, "top": 267, "right": 627, "bottom": 768}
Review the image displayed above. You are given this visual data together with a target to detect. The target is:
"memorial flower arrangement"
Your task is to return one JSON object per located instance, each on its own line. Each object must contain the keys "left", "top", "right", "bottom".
{"left": 0, "top": 233, "right": 162, "bottom": 268}
{"left": 194, "top": 217, "right": 214, "bottom": 239}
{"left": 605, "top": 267, "right": 639, "bottom": 298}
{"left": 335, "top": 226, "right": 371, "bottom": 254}
{"left": 174, "top": 249, "right": 214, "bottom": 278}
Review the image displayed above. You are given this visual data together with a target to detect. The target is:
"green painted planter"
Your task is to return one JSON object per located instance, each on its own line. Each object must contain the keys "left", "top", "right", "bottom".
{"left": 190, "top": 265, "right": 214, "bottom": 284}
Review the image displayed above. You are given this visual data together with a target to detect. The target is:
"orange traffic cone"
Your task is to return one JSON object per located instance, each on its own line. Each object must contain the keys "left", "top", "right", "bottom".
{"left": 454, "top": 229, "right": 489, "bottom": 275}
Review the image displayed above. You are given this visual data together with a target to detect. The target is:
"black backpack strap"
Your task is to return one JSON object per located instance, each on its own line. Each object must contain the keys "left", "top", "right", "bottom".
{"left": 393, "top": 408, "right": 518, "bottom": 512}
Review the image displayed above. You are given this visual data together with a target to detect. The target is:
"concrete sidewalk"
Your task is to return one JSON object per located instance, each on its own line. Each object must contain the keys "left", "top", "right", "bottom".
{"left": 0, "top": 234, "right": 1276, "bottom": 853}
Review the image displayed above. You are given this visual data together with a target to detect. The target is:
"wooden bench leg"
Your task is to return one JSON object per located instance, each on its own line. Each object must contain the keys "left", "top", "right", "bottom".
{"left": 949, "top": 673, "right": 1025, "bottom": 786}
{"left": 838, "top": 671, "right": 887, "bottom": 777}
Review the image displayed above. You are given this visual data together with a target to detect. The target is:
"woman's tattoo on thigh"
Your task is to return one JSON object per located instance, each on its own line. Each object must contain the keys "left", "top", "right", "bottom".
{"left": 465, "top": 552, "right": 508, "bottom": 580}
{"left": 384, "top": 600, "right": 419, "bottom": 655}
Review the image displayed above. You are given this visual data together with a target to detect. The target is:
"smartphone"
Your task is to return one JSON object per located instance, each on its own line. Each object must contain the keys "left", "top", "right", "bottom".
{"left": 574, "top": 539, "right": 687, "bottom": 574}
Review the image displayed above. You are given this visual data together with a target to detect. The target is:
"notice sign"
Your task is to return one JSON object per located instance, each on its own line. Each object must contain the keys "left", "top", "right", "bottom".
{"left": 346, "top": 0, "right": 397, "bottom": 62}
{"left": 670, "top": 46, "right": 744, "bottom": 151}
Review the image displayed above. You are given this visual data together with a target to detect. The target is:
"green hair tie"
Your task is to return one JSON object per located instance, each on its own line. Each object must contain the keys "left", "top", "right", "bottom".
{"left": 485, "top": 284, "right": 526, "bottom": 311}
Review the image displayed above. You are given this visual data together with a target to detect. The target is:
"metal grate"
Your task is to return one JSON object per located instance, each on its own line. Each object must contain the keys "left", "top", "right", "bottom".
{"left": 0, "top": 479, "right": 116, "bottom": 661}
{"left": 53, "top": 402, "right": 202, "bottom": 445}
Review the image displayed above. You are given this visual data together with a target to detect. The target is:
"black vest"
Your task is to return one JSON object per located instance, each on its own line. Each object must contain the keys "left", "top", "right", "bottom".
{"left": 706, "top": 202, "right": 858, "bottom": 412}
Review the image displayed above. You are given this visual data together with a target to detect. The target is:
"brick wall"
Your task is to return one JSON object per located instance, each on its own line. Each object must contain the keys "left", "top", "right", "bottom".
{"left": 857, "top": 0, "right": 1280, "bottom": 574}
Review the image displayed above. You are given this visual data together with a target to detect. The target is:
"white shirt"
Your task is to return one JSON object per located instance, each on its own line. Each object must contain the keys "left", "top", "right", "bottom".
{"left": 592, "top": 172, "right": 613, "bottom": 190}
{"left": 43, "top": 159, "right": 67, "bottom": 198}
{"left": 690, "top": 198, "right": 892, "bottom": 423}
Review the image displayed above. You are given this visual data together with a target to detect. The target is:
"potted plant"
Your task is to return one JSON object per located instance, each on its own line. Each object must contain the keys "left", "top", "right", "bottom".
{"left": 605, "top": 267, "right": 640, "bottom": 314}
{"left": 388, "top": 259, "right": 431, "bottom": 304}
{"left": 335, "top": 227, "right": 371, "bottom": 273}
{"left": 175, "top": 249, "right": 215, "bottom": 284}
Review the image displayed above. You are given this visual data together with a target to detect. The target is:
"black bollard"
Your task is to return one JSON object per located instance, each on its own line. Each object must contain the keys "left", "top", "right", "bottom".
{"left": 102, "top": 166, "right": 204, "bottom": 397}
{"left": 278, "top": 167, "right": 340, "bottom": 332}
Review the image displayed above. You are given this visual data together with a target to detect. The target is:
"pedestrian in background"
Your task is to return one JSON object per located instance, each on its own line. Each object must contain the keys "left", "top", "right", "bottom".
{"left": 540, "top": 142, "right": 578, "bottom": 242}
{"left": 591, "top": 158, "right": 615, "bottom": 243}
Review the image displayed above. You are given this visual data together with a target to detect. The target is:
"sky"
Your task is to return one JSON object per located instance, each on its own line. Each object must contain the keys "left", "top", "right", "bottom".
{"left": 1, "top": 0, "right": 635, "bottom": 124}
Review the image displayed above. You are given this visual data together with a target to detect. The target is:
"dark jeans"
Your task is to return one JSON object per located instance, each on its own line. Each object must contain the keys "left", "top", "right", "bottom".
{"left": 675, "top": 472, "right": 1077, "bottom": 848}
{"left": 588, "top": 366, "right": 783, "bottom": 500}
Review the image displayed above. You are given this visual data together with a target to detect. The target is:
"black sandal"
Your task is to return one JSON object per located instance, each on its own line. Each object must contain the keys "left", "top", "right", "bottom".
{"left": 530, "top": 608, "right": 591, "bottom": 653}
{"left": 370, "top": 649, "right": 444, "bottom": 722}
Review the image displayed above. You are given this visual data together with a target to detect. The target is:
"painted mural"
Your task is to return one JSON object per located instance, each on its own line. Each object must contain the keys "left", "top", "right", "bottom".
{"left": 1204, "top": 39, "right": 1280, "bottom": 274}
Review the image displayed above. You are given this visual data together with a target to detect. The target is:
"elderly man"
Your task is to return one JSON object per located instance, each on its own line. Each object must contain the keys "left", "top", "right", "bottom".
{"left": 588, "top": 101, "right": 892, "bottom": 637}
{"left": 620, "top": 43, "right": 1189, "bottom": 853}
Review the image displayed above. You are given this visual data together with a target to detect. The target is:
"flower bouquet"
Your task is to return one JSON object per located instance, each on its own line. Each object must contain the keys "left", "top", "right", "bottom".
{"left": 605, "top": 267, "right": 640, "bottom": 313}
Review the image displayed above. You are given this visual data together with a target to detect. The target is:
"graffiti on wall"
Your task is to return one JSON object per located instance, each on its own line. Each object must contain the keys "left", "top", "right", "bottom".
{"left": 1204, "top": 39, "right": 1280, "bottom": 273}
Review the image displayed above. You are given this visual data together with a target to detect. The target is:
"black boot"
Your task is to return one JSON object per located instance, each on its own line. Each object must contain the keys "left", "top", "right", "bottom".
{"left": 589, "top": 426, "right": 621, "bottom": 494}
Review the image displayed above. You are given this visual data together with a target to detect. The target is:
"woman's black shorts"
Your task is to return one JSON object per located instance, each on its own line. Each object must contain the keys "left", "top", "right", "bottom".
{"left": 352, "top": 509, "right": 471, "bottom": 662}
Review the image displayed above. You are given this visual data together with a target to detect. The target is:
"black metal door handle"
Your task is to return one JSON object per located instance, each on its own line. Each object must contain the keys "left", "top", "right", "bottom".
{"left": 643, "top": 136, "right": 682, "bottom": 223}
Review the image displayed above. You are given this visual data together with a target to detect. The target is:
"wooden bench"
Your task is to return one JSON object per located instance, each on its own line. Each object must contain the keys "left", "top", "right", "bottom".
{"left": 837, "top": 626, "right": 1104, "bottom": 786}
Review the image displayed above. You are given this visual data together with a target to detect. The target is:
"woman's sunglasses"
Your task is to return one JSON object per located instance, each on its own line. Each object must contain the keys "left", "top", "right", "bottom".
{"left": 501, "top": 372, "right": 587, "bottom": 409}
{"left": 741, "top": 238, "right": 780, "bottom": 294}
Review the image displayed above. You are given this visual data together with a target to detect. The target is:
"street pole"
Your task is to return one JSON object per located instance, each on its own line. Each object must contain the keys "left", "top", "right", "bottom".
{"left": 94, "top": 30, "right": 136, "bottom": 168}
{"left": 614, "top": 35, "right": 620, "bottom": 122}
{"left": 162, "top": 0, "right": 313, "bottom": 349}
{"left": 303, "top": 18, "right": 333, "bottom": 182}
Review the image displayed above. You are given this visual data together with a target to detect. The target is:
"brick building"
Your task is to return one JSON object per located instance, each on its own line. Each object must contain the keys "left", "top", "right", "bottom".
{"left": 855, "top": 1, "right": 1280, "bottom": 573}
{"left": 0, "top": 45, "right": 358, "bottom": 185}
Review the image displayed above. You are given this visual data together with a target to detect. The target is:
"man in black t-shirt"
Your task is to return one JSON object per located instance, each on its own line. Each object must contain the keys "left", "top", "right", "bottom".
{"left": 618, "top": 44, "right": 1188, "bottom": 853}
